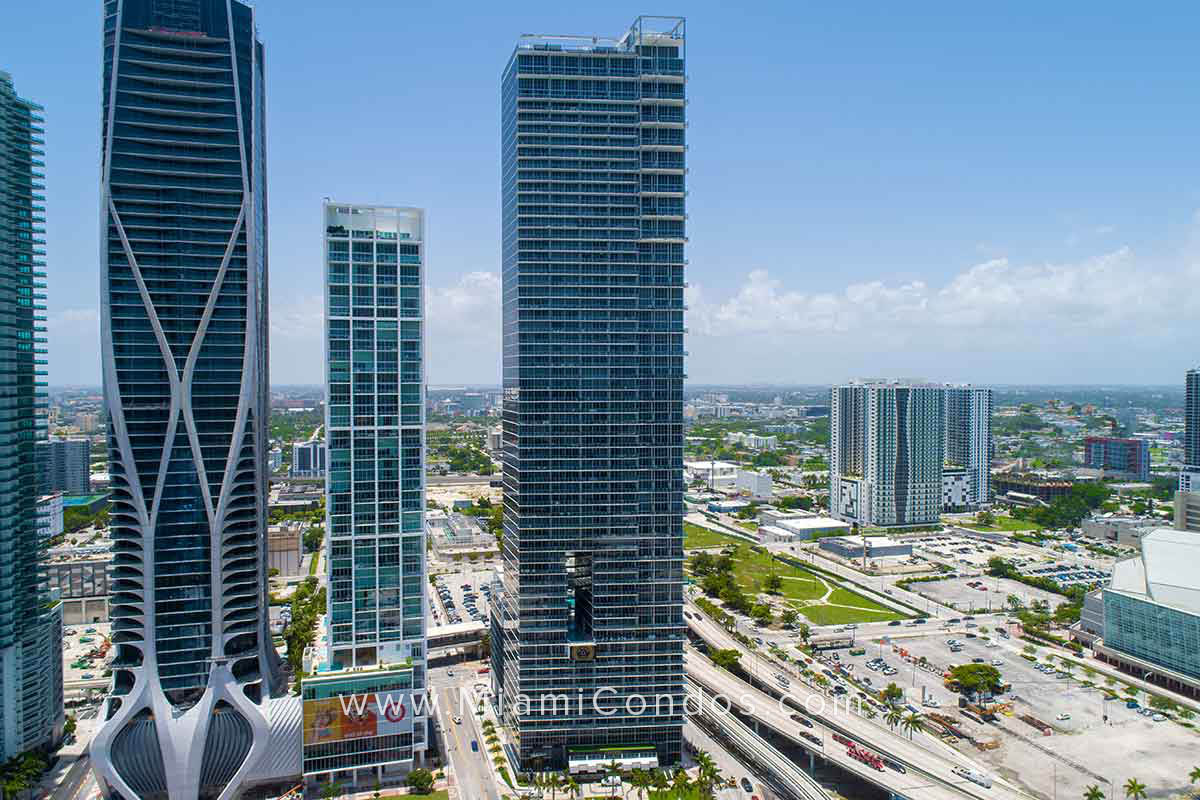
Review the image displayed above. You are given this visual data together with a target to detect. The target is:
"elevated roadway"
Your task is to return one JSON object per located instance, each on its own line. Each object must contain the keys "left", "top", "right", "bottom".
{"left": 685, "top": 604, "right": 1032, "bottom": 800}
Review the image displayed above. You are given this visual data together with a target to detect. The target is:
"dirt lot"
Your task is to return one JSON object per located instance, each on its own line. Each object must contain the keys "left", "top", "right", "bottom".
{"left": 836, "top": 629, "right": 1200, "bottom": 800}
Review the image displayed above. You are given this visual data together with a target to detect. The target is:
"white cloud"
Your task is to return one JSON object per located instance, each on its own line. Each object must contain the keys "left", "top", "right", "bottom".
{"left": 267, "top": 271, "right": 503, "bottom": 384}
{"left": 686, "top": 243, "right": 1200, "bottom": 382}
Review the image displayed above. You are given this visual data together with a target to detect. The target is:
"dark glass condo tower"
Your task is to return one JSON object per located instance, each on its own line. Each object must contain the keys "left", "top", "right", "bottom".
{"left": 0, "top": 70, "right": 64, "bottom": 762}
{"left": 92, "top": 3, "right": 296, "bottom": 798}
{"left": 492, "top": 17, "right": 687, "bottom": 771}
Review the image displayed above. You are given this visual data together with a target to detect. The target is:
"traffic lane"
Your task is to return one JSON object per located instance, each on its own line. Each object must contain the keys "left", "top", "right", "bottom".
{"left": 683, "top": 613, "right": 1010, "bottom": 799}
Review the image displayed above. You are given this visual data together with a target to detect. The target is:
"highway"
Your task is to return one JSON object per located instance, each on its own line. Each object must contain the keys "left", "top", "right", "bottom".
{"left": 685, "top": 606, "right": 1032, "bottom": 800}
{"left": 688, "top": 681, "right": 830, "bottom": 800}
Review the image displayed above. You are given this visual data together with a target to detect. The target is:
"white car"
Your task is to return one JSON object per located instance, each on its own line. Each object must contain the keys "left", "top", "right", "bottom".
{"left": 1055, "top": 713, "right": 1070, "bottom": 721}
{"left": 452, "top": 715, "right": 462, "bottom": 724}
{"left": 990, "top": 659, "right": 1003, "bottom": 666}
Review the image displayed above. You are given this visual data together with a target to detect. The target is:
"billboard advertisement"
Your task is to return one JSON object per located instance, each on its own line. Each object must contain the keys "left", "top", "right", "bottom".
{"left": 303, "top": 690, "right": 411, "bottom": 744}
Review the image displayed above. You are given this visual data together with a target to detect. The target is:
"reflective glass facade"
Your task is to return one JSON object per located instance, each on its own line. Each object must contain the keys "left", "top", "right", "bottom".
{"left": 315, "top": 204, "right": 427, "bottom": 779}
{"left": 1104, "top": 590, "right": 1200, "bottom": 681}
{"left": 323, "top": 203, "right": 427, "bottom": 670}
{"left": 0, "top": 69, "right": 64, "bottom": 760}
{"left": 93, "top": 3, "right": 292, "bottom": 798}
{"left": 491, "top": 17, "right": 687, "bottom": 770}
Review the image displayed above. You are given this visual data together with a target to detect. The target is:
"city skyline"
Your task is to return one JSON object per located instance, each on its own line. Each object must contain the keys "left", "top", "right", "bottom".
{"left": 3, "top": 2, "right": 1198, "bottom": 387}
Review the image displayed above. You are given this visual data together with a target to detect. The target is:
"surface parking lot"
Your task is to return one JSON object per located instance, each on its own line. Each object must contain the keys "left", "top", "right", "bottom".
{"left": 431, "top": 568, "right": 494, "bottom": 627}
{"left": 833, "top": 627, "right": 1200, "bottom": 800}
{"left": 913, "top": 576, "right": 1067, "bottom": 614}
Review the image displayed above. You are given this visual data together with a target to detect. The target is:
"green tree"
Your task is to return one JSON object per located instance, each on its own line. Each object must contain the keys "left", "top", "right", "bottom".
{"left": 797, "top": 623, "right": 812, "bottom": 644}
{"left": 781, "top": 608, "right": 799, "bottom": 627}
{"left": 709, "top": 648, "right": 741, "bottom": 672}
{"left": 564, "top": 776, "right": 581, "bottom": 799}
{"left": 886, "top": 707, "right": 903, "bottom": 730}
{"left": 883, "top": 682, "right": 904, "bottom": 704}
{"left": 405, "top": 768, "right": 435, "bottom": 795}
{"left": 1123, "top": 779, "right": 1147, "bottom": 800}
{"left": 948, "top": 664, "right": 1003, "bottom": 696}
{"left": 629, "top": 768, "right": 652, "bottom": 800}
{"left": 1084, "top": 785, "right": 1105, "bottom": 800}
{"left": 764, "top": 572, "right": 783, "bottom": 594}
{"left": 690, "top": 552, "right": 715, "bottom": 576}
{"left": 543, "top": 771, "right": 562, "bottom": 800}
{"left": 319, "top": 781, "right": 342, "bottom": 800}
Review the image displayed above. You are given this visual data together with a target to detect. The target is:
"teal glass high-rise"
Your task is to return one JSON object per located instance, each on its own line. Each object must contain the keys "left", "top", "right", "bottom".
{"left": 92, "top": 3, "right": 299, "bottom": 798}
{"left": 491, "top": 17, "right": 687, "bottom": 772}
{"left": 0, "top": 70, "right": 64, "bottom": 762}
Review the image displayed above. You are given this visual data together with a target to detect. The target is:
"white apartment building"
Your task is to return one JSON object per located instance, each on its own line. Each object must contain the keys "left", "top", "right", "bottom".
{"left": 735, "top": 469, "right": 773, "bottom": 500}
{"left": 684, "top": 460, "right": 738, "bottom": 491}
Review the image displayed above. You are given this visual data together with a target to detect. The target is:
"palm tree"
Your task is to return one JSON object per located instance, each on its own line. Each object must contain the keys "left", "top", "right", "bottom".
{"left": 544, "top": 771, "right": 562, "bottom": 800}
{"left": 886, "top": 708, "right": 903, "bottom": 731}
{"left": 604, "top": 760, "right": 623, "bottom": 797}
{"left": 1084, "top": 785, "right": 1105, "bottom": 800}
{"left": 1189, "top": 766, "right": 1200, "bottom": 796}
{"left": 630, "top": 769, "right": 653, "bottom": 800}
{"left": 652, "top": 770, "right": 670, "bottom": 795}
{"left": 671, "top": 768, "right": 691, "bottom": 795}
{"left": 1124, "top": 778, "right": 1147, "bottom": 800}
{"left": 901, "top": 711, "right": 923, "bottom": 740}
{"left": 563, "top": 776, "right": 581, "bottom": 799}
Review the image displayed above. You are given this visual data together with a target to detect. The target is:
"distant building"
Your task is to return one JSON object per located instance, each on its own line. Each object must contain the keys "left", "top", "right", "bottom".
{"left": 487, "top": 426, "right": 502, "bottom": 452}
{"left": 819, "top": 535, "right": 912, "bottom": 560}
{"left": 37, "top": 437, "right": 90, "bottom": 495}
{"left": 944, "top": 385, "right": 992, "bottom": 508}
{"left": 291, "top": 440, "right": 326, "bottom": 477}
{"left": 78, "top": 413, "right": 98, "bottom": 433}
{"left": 267, "top": 521, "right": 303, "bottom": 577}
{"left": 735, "top": 469, "right": 773, "bottom": 500}
{"left": 993, "top": 473, "right": 1074, "bottom": 505}
{"left": 684, "top": 460, "right": 738, "bottom": 491}
{"left": 1097, "top": 529, "right": 1200, "bottom": 698}
{"left": 942, "top": 467, "right": 971, "bottom": 512}
{"left": 831, "top": 381, "right": 944, "bottom": 527}
{"left": 1176, "top": 490, "right": 1200, "bottom": 533}
{"left": 758, "top": 517, "right": 850, "bottom": 543}
{"left": 727, "top": 432, "right": 777, "bottom": 451}
{"left": 430, "top": 513, "right": 498, "bottom": 559}
{"left": 37, "top": 493, "right": 64, "bottom": 542}
{"left": 1081, "top": 515, "right": 1158, "bottom": 547}
{"left": 1182, "top": 368, "right": 1200, "bottom": 492}
{"left": 43, "top": 555, "right": 110, "bottom": 625}
{"left": 1084, "top": 436, "right": 1150, "bottom": 481}
{"left": 268, "top": 446, "right": 283, "bottom": 471}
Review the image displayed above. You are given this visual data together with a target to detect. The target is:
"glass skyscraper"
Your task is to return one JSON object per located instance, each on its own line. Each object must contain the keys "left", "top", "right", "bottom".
{"left": 0, "top": 69, "right": 64, "bottom": 762}
{"left": 1182, "top": 368, "right": 1199, "bottom": 492}
{"left": 303, "top": 203, "right": 427, "bottom": 789}
{"left": 92, "top": 3, "right": 300, "bottom": 798}
{"left": 491, "top": 17, "right": 688, "bottom": 771}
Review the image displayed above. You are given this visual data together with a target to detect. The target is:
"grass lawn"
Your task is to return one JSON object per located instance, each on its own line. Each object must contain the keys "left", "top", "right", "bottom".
{"left": 729, "top": 544, "right": 827, "bottom": 601}
{"left": 382, "top": 792, "right": 449, "bottom": 800}
{"left": 683, "top": 522, "right": 745, "bottom": 549}
{"left": 308, "top": 551, "right": 320, "bottom": 576}
{"left": 958, "top": 516, "right": 1042, "bottom": 532}
{"left": 799, "top": 603, "right": 903, "bottom": 625}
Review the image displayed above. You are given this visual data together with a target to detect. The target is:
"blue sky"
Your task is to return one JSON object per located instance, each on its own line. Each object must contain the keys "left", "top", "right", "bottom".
{"left": 5, "top": 1, "right": 1199, "bottom": 386}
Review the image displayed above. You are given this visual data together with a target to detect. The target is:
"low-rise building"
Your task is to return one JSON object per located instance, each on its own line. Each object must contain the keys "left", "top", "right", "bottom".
{"left": 684, "top": 460, "right": 738, "bottom": 491}
{"left": 1081, "top": 515, "right": 1160, "bottom": 547}
{"left": 818, "top": 535, "right": 912, "bottom": 560}
{"left": 44, "top": 544, "right": 111, "bottom": 625}
{"left": 37, "top": 492, "right": 63, "bottom": 542}
{"left": 1176, "top": 490, "right": 1200, "bottom": 533}
{"left": 268, "top": 521, "right": 304, "bottom": 577}
{"left": 942, "top": 467, "right": 971, "bottom": 512}
{"left": 993, "top": 473, "right": 1074, "bottom": 504}
{"left": 268, "top": 446, "right": 283, "bottom": 472}
{"left": 430, "top": 512, "right": 498, "bottom": 559}
{"left": 758, "top": 516, "right": 850, "bottom": 544}
{"left": 1096, "top": 529, "right": 1200, "bottom": 698}
{"left": 1084, "top": 436, "right": 1151, "bottom": 481}
{"left": 735, "top": 469, "right": 773, "bottom": 500}
{"left": 291, "top": 440, "right": 326, "bottom": 478}
{"left": 726, "top": 432, "right": 777, "bottom": 451}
